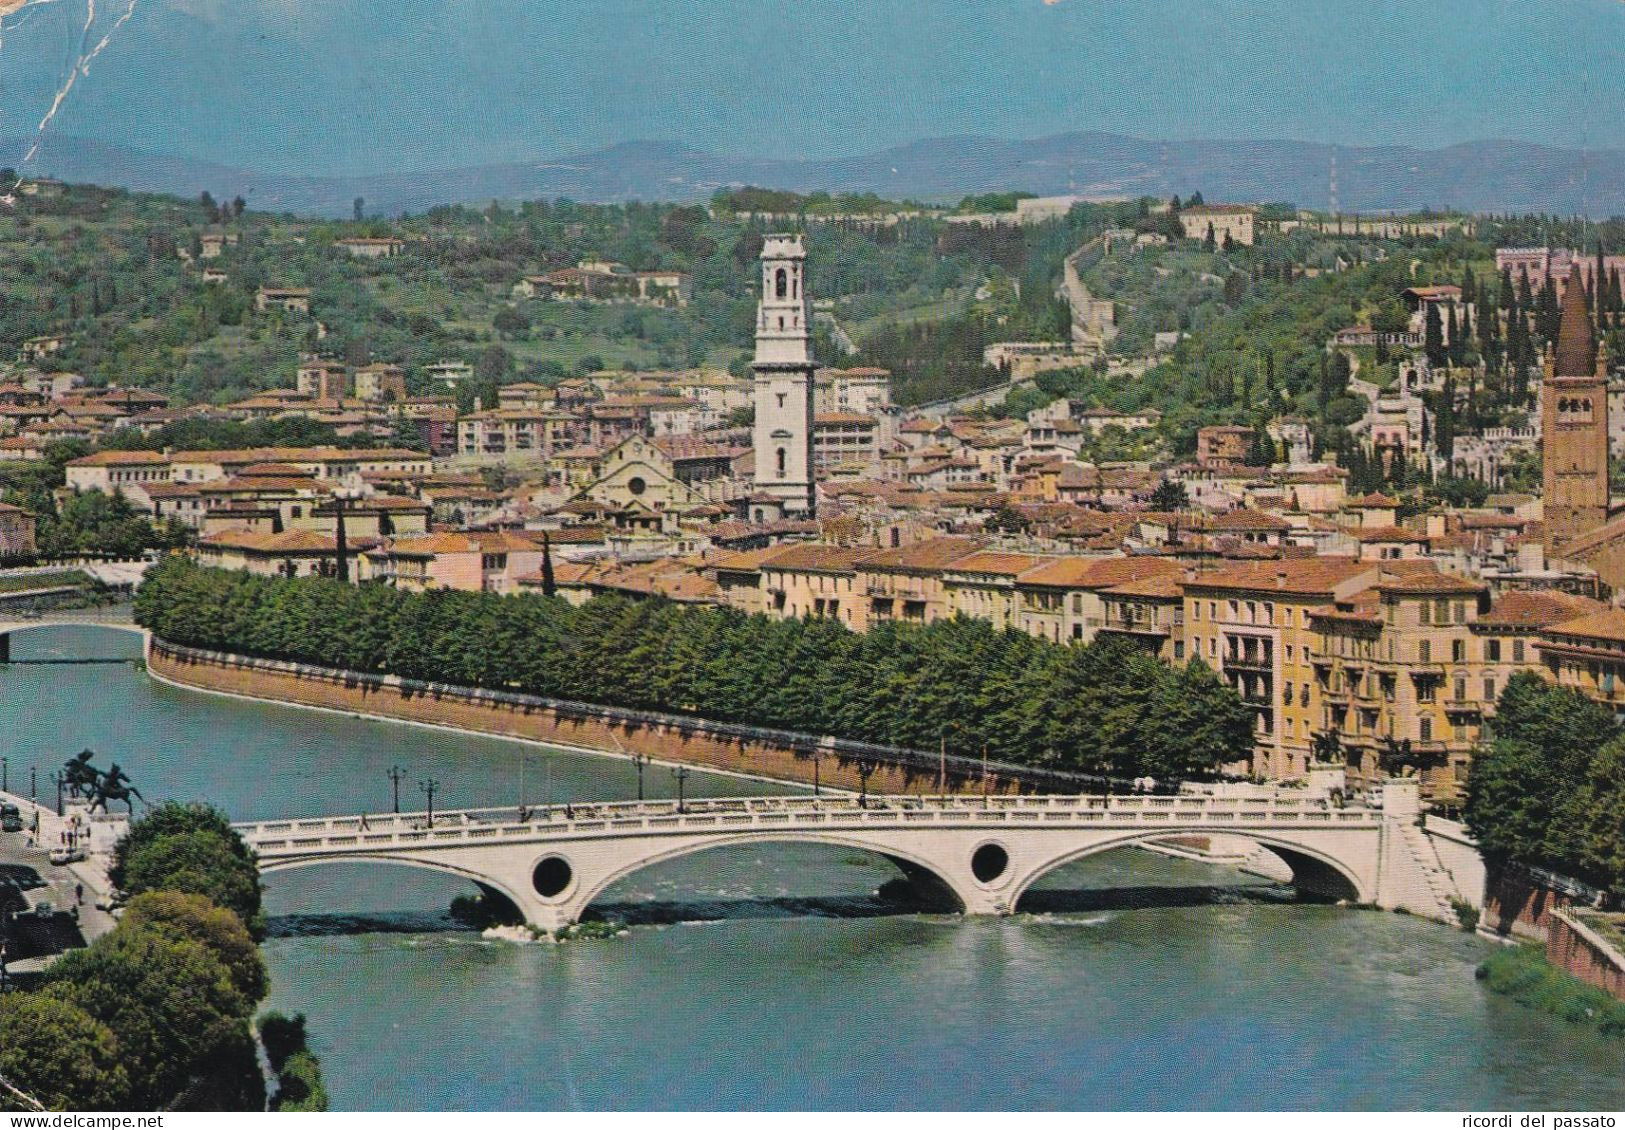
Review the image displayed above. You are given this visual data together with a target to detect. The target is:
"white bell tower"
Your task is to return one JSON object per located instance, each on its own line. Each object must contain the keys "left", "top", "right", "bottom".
{"left": 752, "top": 233, "right": 816, "bottom": 515}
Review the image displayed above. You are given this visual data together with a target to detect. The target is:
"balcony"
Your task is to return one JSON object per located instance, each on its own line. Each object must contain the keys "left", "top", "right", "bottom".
{"left": 1224, "top": 653, "right": 1274, "bottom": 672}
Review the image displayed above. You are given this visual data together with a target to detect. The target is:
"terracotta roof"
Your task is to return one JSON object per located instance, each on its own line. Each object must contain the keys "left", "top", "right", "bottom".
{"left": 1546, "top": 512, "right": 1625, "bottom": 558}
{"left": 1102, "top": 573, "right": 1184, "bottom": 599}
{"left": 1183, "top": 556, "right": 1373, "bottom": 596}
{"left": 1373, "top": 566, "right": 1485, "bottom": 595}
{"left": 67, "top": 450, "right": 169, "bottom": 467}
{"left": 858, "top": 535, "right": 985, "bottom": 573}
{"left": 201, "top": 529, "right": 365, "bottom": 553}
{"left": 199, "top": 476, "right": 327, "bottom": 494}
{"left": 1354, "top": 525, "right": 1430, "bottom": 544}
{"left": 1209, "top": 508, "right": 1290, "bottom": 531}
{"left": 1018, "top": 554, "right": 1180, "bottom": 590}
{"left": 760, "top": 543, "right": 878, "bottom": 573}
{"left": 1477, "top": 590, "right": 1608, "bottom": 629}
{"left": 941, "top": 551, "right": 1054, "bottom": 578}
{"left": 709, "top": 545, "right": 792, "bottom": 572}
{"left": 1544, "top": 608, "right": 1625, "bottom": 645}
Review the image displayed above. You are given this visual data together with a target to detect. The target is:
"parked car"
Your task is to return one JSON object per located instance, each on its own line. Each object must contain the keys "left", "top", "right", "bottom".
{"left": 48, "top": 846, "right": 86, "bottom": 865}
{"left": 0, "top": 803, "right": 22, "bottom": 833}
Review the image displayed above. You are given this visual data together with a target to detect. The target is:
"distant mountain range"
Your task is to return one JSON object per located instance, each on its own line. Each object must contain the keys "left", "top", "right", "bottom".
{"left": 12, "top": 132, "right": 1625, "bottom": 217}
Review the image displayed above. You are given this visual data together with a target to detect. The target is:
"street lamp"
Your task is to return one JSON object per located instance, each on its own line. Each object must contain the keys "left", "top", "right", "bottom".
{"left": 2, "top": 756, "right": 7, "bottom": 794}
{"left": 856, "top": 757, "right": 878, "bottom": 809}
{"left": 419, "top": 778, "right": 439, "bottom": 829}
{"left": 29, "top": 766, "right": 35, "bottom": 805}
{"left": 49, "top": 771, "right": 64, "bottom": 818}
{"left": 630, "top": 752, "right": 648, "bottom": 801}
{"left": 813, "top": 755, "right": 820, "bottom": 798}
{"left": 673, "top": 766, "right": 690, "bottom": 814}
{"left": 386, "top": 765, "right": 405, "bottom": 814}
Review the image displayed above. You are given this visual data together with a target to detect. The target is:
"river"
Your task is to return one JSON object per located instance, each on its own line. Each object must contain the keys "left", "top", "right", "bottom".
{"left": 6, "top": 626, "right": 1625, "bottom": 1111}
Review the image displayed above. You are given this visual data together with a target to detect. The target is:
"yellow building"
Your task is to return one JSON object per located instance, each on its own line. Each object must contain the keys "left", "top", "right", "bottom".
{"left": 853, "top": 535, "right": 983, "bottom": 627}
{"left": 1535, "top": 608, "right": 1625, "bottom": 711}
{"left": 1308, "top": 567, "right": 1491, "bottom": 800}
{"left": 940, "top": 552, "right": 1053, "bottom": 631}
{"left": 1016, "top": 556, "right": 1182, "bottom": 645}
{"left": 1097, "top": 572, "right": 1186, "bottom": 663}
{"left": 1183, "top": 557, "right": 1377, "bottom": 780}
{"left": 758, "top": 543, "right": 877, "bottom": 628}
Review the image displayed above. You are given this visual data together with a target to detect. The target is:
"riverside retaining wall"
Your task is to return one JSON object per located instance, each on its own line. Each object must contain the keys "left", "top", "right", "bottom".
{"left": 1548, "top": 910, "right": 1625, "bottom": 1003}
{"left": 148, "top": 639, "right": 1064, "bottom": 797}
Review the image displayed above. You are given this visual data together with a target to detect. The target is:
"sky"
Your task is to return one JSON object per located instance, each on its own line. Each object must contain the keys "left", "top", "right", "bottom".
{"left": 2, "top": 0, "right": 1624, "bottom": 177}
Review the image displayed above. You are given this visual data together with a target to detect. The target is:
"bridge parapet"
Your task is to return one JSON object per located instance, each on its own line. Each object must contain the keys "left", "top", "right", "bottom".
{"left": 237, "top": 793, "right": 1383, "bottom": 869}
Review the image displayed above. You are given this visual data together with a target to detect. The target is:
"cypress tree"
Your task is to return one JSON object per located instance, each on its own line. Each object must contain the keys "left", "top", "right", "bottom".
{"left": 1424, "top": 303, "right": 1447, "bottom": 368}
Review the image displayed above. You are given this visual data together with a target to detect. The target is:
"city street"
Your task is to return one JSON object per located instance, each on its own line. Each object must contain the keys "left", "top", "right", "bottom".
{"left": 0, "top": 799, "right": 119, "bottom": 984}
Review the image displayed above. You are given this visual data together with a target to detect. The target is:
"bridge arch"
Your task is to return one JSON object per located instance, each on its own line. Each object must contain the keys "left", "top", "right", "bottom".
{"left": 258, "top": 853, "right": 532, "bottom": 922}
{"left": 0, "top": 619, "right": 148, "bottom": 662}
{"left": 1007, "top": 828, "right": 1371, "bottom": 910}
{"left": 568, "top": 831, "right": 974, "bottom": 921}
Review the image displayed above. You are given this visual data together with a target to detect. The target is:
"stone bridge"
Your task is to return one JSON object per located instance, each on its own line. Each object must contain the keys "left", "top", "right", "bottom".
{"left": 0, "top": 606, "right": 146, "bottom": 662}
{"left": 235, "top": 780, "right": 1479, "bottom": 932}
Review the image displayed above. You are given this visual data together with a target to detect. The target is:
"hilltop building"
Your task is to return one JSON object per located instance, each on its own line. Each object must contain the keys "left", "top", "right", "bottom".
{"left": 1178, "top": 204, "right": 1256, "bottom": 247}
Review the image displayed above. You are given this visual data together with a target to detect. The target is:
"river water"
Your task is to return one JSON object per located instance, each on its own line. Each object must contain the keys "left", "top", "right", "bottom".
{"left": 6, "top": 627, "right": 1625, "bottom": 1110}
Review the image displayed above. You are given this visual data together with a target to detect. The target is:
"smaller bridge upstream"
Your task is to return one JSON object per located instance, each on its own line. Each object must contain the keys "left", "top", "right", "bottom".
{"left": 235, "top": 781, "right": 1481, "bottom": 932}
{"left": 0, "top": 605, "right": 147, "bottom": 663}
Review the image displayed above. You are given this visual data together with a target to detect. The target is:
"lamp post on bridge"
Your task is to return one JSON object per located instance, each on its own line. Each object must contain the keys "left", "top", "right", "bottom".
{"left": 673, "top": 766, "right": 690, "bottom": 814}
{"left": 419, "top": 778, "right": 439, "bottom": 829}
{"left": 29, "top": 766, "right": 35, "bottom": 805}
{"left": 630, "top": 752, "right": 649, "bottom": 801}
{"left": 386, "top": 765, "right": 405, "bottom": 814}
{"left": 49, "top": 771, "right": 63, "bottom": 818}
{"left": 2, "top": 756, "right": 7, "bottom": 794}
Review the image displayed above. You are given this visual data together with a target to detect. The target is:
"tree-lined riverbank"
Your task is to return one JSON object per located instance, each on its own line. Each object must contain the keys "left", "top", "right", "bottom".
{"left": 135, "top": 557, "right": 1254, "bottom": 782}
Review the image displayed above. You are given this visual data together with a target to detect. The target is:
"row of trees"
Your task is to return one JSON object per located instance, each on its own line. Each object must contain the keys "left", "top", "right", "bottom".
{"left": 0, "top": 803, "right": 309, "bottom": 1111}
{"left": 1465, "top": 673, "right": 1625, "bottom": 895}
{"left": 135, "top": 557, "right": 1255, "bottom": 781}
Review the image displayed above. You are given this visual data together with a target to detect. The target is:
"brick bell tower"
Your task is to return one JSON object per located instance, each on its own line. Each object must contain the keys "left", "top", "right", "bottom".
{"left": 1542, "top": 265, "right": 1610, "bottom": 554}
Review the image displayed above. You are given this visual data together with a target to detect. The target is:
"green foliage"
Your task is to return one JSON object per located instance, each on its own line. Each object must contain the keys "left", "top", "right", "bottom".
{"left": 46, "top": 919, "right": 264, "bottom": 1110}
{"left": 258, "top": 1013, "right": 329, "bottom": 1112}
{"left": 1477, "top": 944, "right": 1625, "bottom": 1037}
{"left": 1149, "top": 479, "right": 1189, "bottom": 511}
{"left": 0, "top": 993, "right": 130, "bottom": 1112}
{"left": 955, "top": 192, "right": 1038, "bottom": 213}
{"left": 111, "top": 801, "right": 265, "bottom": 937}
{"left": 98, "top": 415, "right": 365, "bottom": 453}
{"left": 136, "top": 556, "right": 1252, "bottom": 780}
{"left": 0, "top": 569, "right": 93, "bottom": 594}
{"left": 120, "top": 890, "right": 267, "bottom": 1003}
{"left": 1465, "top": 674, "right": 1625, "bottom": 892}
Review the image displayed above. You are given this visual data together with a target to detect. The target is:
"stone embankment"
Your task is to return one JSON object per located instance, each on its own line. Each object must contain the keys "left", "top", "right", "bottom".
{"left": 146, "top": 639, "right": 1076, "bottom": 797}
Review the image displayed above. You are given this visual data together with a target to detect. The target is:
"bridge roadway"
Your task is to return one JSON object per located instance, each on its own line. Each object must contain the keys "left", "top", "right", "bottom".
{"left": 233, "top": 786, "right": 1464, "bottom": 933}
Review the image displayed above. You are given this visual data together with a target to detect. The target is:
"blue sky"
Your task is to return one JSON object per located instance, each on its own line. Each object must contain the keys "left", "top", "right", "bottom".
{"left": 4, "top": 0, "right": 1624, "bottom": 175}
